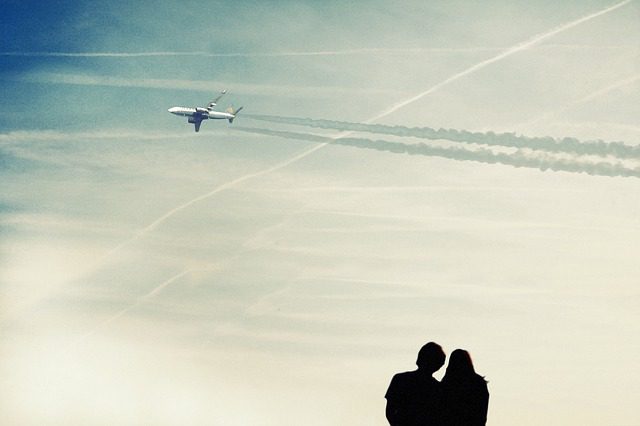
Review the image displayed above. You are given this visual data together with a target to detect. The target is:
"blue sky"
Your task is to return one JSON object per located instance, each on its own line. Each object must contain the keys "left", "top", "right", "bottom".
{"left": 1, "top": 1, "right": 639, "bottom": 425}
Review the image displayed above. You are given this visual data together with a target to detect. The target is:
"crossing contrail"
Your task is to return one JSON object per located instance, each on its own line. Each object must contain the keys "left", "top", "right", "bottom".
{"left": 79, "top": 268, "right": 192, "bottom": 340}
{"left": 78, "top": 210, "right": 307, "bottom": 339}
{"left": 520, "top": 73, "right": 640, "bottom": 128}
{"left": 368, "top": 0, "right": 634, "bottom": 122}
{"left": 233, "top": 126, "right": 640, "bottom": 179}
{"left": 244, "top": 114, "right": 640, "bottom": 159}
{"left": 93, "top": 142, "right": 330, "bottom": 266}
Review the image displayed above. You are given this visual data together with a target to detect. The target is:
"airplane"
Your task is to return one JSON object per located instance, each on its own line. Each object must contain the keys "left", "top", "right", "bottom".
{"left": 168, "top": 90, "right": 243, "bottom": 132}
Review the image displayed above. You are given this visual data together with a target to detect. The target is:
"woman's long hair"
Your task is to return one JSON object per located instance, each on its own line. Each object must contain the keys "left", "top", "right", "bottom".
{"left": 442, "top": 349, "right": 486, "bottom": 384}
{"left": 441, "top": 349, "right": 489, "bottom": 425}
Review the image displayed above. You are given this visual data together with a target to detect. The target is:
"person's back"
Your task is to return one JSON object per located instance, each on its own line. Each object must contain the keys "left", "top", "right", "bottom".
{"left": 440, "top": 349, "right": 489, "bottom": 426}
{"left": 385, "top": 370, "right": 442, "bottom": 425}
{"left": 385, "top": 342, "right": 446, "bottom": 426}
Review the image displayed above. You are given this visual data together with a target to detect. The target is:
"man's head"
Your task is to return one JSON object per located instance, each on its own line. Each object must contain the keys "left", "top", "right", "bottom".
{"left": 416, "top": 342, "right": 446, "bottom": 374}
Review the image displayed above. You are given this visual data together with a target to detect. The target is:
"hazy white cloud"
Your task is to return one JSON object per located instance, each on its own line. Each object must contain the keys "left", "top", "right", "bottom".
{"left": 0, "top": 43, "right": 637, "bottom": 59}
{"left": 12, "top": 71, "right": 399, "bottom": 97}
{"left": 0, "top": 128, "right": 202, "bottom": 142}
{"left": 1, "top": 48, "right": 503, "bottom": 58}
{"left": 1, "top": 43, "right": 634, "bottom": 59}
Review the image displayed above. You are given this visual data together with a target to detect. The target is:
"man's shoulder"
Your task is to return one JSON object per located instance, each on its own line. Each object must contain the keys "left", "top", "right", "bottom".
{"left": 386, "top": 370, "right": 441, "bottom": 401}
{"left": 386, "top": 371, "right": 414, "bottom": 399}
{"left": 390, "top": 370, "right": 420, "bottom": 384}
{"left": 393, "top": 370, "right": 439, "bottom": 382}
{"left": 388, "top": 370, "right": 438, "bottom": 392}
{"left": 393, "top": 370, "right": 420, "bottom": 379}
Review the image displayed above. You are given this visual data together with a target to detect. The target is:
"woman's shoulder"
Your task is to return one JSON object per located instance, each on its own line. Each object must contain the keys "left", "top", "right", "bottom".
{"left": 445, "top": 374, "right": 487, "bottom": 389}
{"left": 472, "top": 374, "right": 489, "bottom": 395}
{"left": 443, "top": 373, "right": 487, "bottom": 384}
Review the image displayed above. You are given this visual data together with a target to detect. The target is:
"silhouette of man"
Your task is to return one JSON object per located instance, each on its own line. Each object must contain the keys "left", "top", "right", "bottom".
{"left": 385, "top": 342, "right": 446, "bottom": 426}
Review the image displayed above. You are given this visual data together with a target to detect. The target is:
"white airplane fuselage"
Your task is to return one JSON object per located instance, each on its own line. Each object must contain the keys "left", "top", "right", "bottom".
{"left": 168, "top": 107, "right": 236, "bottom": 121}
{"left": 168, "top": 91, "right": 242, "bottom": 132}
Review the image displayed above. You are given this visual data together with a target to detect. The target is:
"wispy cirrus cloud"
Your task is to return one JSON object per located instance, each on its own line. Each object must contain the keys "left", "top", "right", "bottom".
{"left": 1, "top": 44, "right": 634, "bottom": 59}
{"left": 0, "top": 48, "right": 499, "bottom": 58}
{"left": 10, "top": 71, "right": 398, "bottom": 97}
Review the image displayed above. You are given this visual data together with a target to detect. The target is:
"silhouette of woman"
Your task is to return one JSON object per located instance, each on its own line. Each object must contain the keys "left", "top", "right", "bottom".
{"left": 440, "top": 349, "right": 489, "bottom": 426}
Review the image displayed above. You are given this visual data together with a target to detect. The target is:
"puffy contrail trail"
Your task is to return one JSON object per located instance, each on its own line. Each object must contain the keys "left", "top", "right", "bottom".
{"left": 233, "top": 126, "right": 640, "bottom": 179}
{"left": 245, "top": 113, "right": 640, "bottom": 159}
{"left": 368, "top": 0, "right": 634, "bottom": 122}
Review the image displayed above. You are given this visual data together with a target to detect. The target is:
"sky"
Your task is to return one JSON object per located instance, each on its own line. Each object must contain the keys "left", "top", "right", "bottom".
{"left": 1, "top": 1, "right": 639, "bottom": 424}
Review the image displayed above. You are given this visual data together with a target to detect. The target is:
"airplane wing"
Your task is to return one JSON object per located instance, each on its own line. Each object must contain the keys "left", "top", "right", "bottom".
{"left": 194, "top": 119, "right": 202, "bottom": 132}
{"left": 208, "top": 90, "right": 227, "bottom": 108}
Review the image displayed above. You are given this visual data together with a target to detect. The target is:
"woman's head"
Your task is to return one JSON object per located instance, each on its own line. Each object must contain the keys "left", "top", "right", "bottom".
{"left": 444, "top": 349, "right": 477, "bottom": 379}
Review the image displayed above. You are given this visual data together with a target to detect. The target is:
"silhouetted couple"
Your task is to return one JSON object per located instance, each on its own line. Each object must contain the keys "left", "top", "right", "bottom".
{"left": 385, "top": 342, "right": 489, "bottom": 426}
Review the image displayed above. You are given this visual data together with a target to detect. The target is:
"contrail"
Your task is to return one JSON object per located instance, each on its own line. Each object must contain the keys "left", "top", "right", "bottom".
{"left": 233, "top": 126, "right": 640, "bottom": 179}
{"left": 368, "top": 0, "right": 634, "bottom": 121}
{"left": 520, "top": 73, "right": 640, "bottom": 128}
{"left": 79, "top": 268, "right": 192, "bottom": 340}
{"left": 83, "top": 1, "right": 633, "bottom": 270}
{"left": 94, "top": 142, "right": 329, "bottom": 266}
{"left": 1, "top": 44, "right": 632, "bottom": 59}
{"left": 1, "top": 51, "right": 215, "bottom": 58}
{"left": 78, "top": 210, "right": 305, "bottom": 339}
{"left": 0, "top": 48, "right": 501, "bottom": 58}
{"left": 245, "top": 113, "right": 640, "bottom": 159}
{"left": 551, "top": 121, "right": 640, "bottom": 135}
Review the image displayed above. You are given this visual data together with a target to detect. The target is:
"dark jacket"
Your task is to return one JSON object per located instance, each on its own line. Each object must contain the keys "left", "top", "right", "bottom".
{"left": 440, "top": 375, "right": 489, "bottom": 426}
{"left": 385, "top": 370, "right": 442, "bottom": 426}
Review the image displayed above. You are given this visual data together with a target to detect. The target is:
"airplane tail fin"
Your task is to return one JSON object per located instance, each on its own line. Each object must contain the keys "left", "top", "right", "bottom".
{"left": 226, "top": 106, "right": 243, "bottom": 123}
